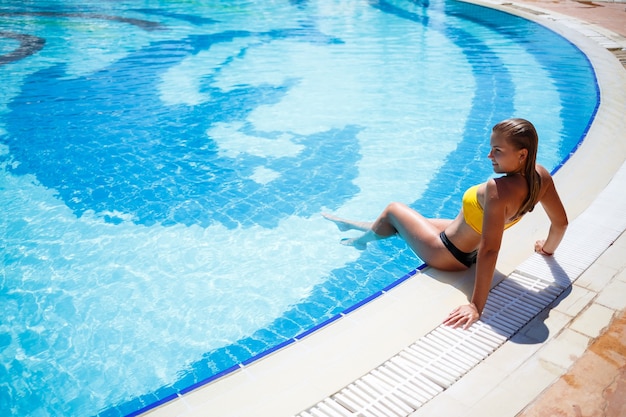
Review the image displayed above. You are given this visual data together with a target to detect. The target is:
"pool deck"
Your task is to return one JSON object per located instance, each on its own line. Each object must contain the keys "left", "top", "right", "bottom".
{"left": 145, "top": 2, "right": 626, "bottom": 416}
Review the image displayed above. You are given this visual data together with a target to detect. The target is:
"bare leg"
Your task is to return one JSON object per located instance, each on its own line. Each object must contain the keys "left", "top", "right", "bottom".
{"left": 322, "top": 213, "right": 373, "bottom": 232}
{"left": 339, "top": 217, "right": 453, "bottom": 250}
{"left": 336, "top": 203, "right": 407, "bottom": 249}
{"left": 324, "top": 204, "right": 467, "bottom": 270}
{"left": 339, "top": 230, "right": 379, "bottom": 250}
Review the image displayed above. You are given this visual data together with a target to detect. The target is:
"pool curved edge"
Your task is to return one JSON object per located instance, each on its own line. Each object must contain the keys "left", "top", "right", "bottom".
{"left": 142, "top": 3, "right": 626, "bottom": 417}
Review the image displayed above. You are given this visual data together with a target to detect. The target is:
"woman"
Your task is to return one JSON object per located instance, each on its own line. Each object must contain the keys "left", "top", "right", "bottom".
{"left": 323, "top": 118, "right": 568, "bottom": 330}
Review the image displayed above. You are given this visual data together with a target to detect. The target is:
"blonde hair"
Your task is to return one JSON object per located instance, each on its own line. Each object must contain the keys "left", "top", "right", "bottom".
{"left": 492, "top": 118, "right": 541, "bottom": 218}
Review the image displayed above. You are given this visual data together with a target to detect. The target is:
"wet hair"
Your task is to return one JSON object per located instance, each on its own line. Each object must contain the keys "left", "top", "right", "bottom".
{"left": 492, "top": 118, "right": 541, "bottom": 218}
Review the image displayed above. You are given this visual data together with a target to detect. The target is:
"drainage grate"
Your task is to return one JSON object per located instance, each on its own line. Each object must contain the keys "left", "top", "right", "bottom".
{"left": 294, "top": 260, "right": 572, "bottom": 417}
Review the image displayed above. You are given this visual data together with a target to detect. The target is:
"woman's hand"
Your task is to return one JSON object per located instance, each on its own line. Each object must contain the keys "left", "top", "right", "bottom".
{"left": 534, "top": 239, "right": 553, "bottom": 256}
{"left": 443, "top": 303, "right": 480, "bottom": 330}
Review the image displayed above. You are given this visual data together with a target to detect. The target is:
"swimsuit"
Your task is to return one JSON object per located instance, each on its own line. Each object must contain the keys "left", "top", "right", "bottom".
{"left": 440, "top": 231, "right": 477, "bottom": 268}
{"left": 440, "top": 183, "right": 524, "bottom": 268}
{"left": 462, "top": 184, "right": 522, "bottom": 234}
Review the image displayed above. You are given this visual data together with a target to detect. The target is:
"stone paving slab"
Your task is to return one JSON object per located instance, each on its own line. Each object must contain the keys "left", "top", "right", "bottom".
{"left": 517, "top": 309, "right": 626, "bottom": 417}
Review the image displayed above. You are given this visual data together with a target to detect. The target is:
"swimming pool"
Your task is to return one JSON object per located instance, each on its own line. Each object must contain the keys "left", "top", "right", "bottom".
{"left": 0, "top": 0, "right": 598, "bottom": 415}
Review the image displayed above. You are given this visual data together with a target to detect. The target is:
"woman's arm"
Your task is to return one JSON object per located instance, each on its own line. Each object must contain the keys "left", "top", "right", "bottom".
{"left": 535, "top": 169, "right": 568, "bottom": 255}
{"left": 444, "top": 179, "right": 506, "bottom": 329}
{"left": 472, "top": 179, "right": 506, "bottom": 315}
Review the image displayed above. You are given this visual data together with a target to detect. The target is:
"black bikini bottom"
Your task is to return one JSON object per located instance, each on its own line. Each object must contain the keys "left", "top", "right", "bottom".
{"left": 439, "top": 231, "right": 477, "bottom": 268}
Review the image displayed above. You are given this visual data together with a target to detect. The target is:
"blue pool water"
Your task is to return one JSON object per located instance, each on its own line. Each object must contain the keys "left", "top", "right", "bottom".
{"left": 0, "top": 0, "right": 597, "bottom": 415}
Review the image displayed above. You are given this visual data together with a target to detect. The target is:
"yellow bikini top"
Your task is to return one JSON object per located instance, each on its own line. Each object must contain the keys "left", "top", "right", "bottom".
{"left": 462, "top": 184, "right": 522, "bottom": 234}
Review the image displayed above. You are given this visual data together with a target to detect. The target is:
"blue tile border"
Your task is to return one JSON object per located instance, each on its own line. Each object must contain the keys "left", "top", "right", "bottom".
{"left": 549, "top": 49, "right": 601, "bottom": 176}
{"left": 240, "top": 338, "right": 298, "bottom": 366}
{"left": 124, "top": 393, "right": 179, "bottom": 417}
{"left": 294, "top": 312, "right": 344, "bottom": 340}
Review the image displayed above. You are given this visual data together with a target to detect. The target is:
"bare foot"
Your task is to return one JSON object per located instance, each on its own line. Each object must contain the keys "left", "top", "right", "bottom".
{"left": 340, "top": 237, "right": 367, "bottom": 250}
{"left": 321, "top": 213, "right": 371, "bottom": 232}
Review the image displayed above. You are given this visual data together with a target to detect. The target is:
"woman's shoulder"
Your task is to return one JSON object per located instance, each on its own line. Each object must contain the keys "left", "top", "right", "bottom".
{"left": 535, "top": 164, "right": 554, "bottom": 186}
{"left": 535, "top": 164, "right": 551, "bottom": 176}
{"left": 486, "top": 175, "right": 522, "bottom": 197}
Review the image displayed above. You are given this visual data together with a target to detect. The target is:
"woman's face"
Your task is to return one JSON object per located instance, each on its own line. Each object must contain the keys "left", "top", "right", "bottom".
{"left": 488, "top": 132, "right": 527, "bottom": 174}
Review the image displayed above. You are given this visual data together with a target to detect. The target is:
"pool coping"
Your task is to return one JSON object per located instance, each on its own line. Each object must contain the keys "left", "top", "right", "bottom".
{"left": 143, "top": 2, "right": 626, "bottom": 416}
